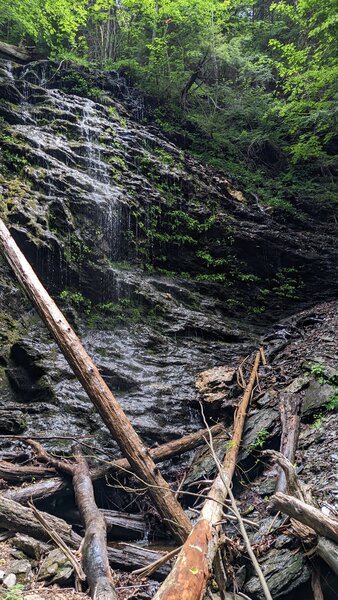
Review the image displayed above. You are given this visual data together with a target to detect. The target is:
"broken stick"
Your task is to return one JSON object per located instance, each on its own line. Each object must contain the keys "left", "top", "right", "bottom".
{"left": 0, "top": 218, "right": 190, "bottom": 543}
{"left": 153, "top": 350, "right": 262, "bottom": 600}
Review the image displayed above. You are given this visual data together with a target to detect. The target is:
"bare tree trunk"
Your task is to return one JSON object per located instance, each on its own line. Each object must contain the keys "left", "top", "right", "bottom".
{"left": 181, "top": 51, "right": 209, "bottom": 106}
{"left": 4, "top": 423, "right": 225, "bottom": 505}
{"left": 275, "top": 393, "right": 302, "bottom": 493}
{"left": 72, "top": 447, "right": 118, "bottom": 600}
{"left": 316, "top": 537, "right": 338, "bottom": 576}
{"left": 153, "top": 351, "right": 261, "bottom": 600}
{"left": 0, "top": 218, "right": 191, "bottom": 544}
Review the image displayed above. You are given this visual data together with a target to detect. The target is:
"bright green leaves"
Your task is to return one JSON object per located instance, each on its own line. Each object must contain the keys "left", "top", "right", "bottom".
{"left": 269, "top": 0, "right": 338, "bottom": 163}
{"left": 0, "top": 0, "right": 89, "bottom": 50}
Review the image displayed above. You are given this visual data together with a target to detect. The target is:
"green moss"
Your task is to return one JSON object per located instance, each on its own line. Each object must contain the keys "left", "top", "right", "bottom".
{"left": 0, "top": 310, "right": 24, "bottom": 350}
{"left": 59, "top": 289, "right": 92, "bottom": 313}
{"left": 107, "top": 106, "right": 127, "bottom": 127}
{"left": 87, "top": 297, "right": 162, "bottom": 329}
{"left": 63, "top": 234, "right": 91, "bottom": 266}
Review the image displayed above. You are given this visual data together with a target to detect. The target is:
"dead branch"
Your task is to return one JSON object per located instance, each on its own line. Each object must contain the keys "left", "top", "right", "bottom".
{"left": 275, "top": 394, "right": 302, "bottom": 493}
{"left": 203, "top": 411, "right": 272, "bottom": 600}
{"left": 316, "top": 537, "right": 338, "bottom": 576}
{"left": 28, "top": 501, "right": 86, "bottom": 585}
{"left": 266, "top": 454, "right": 338, "bottom": 576}
{"left": 269, "top": 492, "right": 338, "bottom": 543}
{"left": 4, "top": 423, "right": 225, "bottom": 505}
{"left": 262, "top": 450, "right": 310, "bottom": 501}
{"left": 71, "top": 446, "right": 118, "bottom": 599}
{"left": 0, "top": 460, "right": 56, "bottom": 481}
{"left": 132, "top": 546, "right": 182, "bottom": 578}
{"left": 152, "top": 350, "right": 262, "bottom": 600}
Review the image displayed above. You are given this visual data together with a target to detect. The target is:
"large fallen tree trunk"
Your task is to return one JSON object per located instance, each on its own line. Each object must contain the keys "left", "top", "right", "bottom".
{"left": 0, "top": 460, "right": 55, "bottom": 481}
{"left": 72, "top": 447, "right": 118, "bottom": 600}
{"left": 153, "top": 350, "right": 261, "bottom": 600}
{"left": 0, "top": 494, "right": 170, "bottom": 578}
{"left": 4, "top": 423, "right": 225, "bottom": 504}
{"left": 0, "top": 218, "right": 191, "bottom": 543}
{"left": 269, "top": 492, "right": 338, "bottom": 544}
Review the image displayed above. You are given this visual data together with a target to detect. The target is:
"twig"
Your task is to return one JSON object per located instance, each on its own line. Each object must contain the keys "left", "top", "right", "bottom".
{"left": 214, "top": 515, "right": 259, "bottom": 529}
{"left": 132, "top": 546, "right": 182, "bottom": 578}
{"left": 260, "top": 347, "right": 267, "bottom": 366}
{"left": 28, "top": 501, "right": 86, "bottom": 585}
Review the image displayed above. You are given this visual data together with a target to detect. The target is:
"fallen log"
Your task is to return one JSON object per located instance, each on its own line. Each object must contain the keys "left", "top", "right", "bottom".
{"left": 72, "top": 447, "right": 118, "bottom": 600}
{"left": 275, "top": 393, "right": 302, "bottom": 493}
{"left": 0, "top": 41, "right": 33, "bottom": 62}
{"left": 0, "top": 460, "right": 55, "bottom": 481}
{"left": 0, "top": 218, "right": 191, "bottom": 543}
{"left": 269, "top": 492, "right": 338, "bottom": 544}
{"left": 3, "top": 476, "right": 66, "bottom": 504}
{"left": 0, "top": 493, "right": 81, "bottom": 548}
{"left": 65, "top": 508, "right": 146, "bottom": 541}
{"left": 316, "top": 537, "right": 338, "bottom": 577}
{"left": 153, "top": 350, "right": 262, "bottom": 600}
{"left": 266, "top": 453, "right": 338, "bottom": 577}
{"left": 0, "top": 493, "right": 170, "bottom": 579}
{"left": 4, "top": 423, "right": 225, "bottom": 504}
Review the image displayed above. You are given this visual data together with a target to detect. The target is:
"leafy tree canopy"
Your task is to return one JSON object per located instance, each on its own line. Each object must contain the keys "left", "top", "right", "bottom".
{"left": 0, "top": 0, "right": 337, "bottom": 215}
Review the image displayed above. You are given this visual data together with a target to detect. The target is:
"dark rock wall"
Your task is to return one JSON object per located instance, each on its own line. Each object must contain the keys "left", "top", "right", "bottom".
{"left": 0, "top": 59, "right": 336, "bottom": 452}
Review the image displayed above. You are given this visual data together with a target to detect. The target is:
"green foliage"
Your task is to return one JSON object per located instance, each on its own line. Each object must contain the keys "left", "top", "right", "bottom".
{"left": 63, "top": 235, "right": 90, "bottom": 266}
{"left": 0, "top": 0, "right": 89, "bottom": 50}
{"left": 1, "top": 0, "right": 336, "bottom": 213}
{"left": 3, "top": 584, "right": 24, "bottom": 600}
{"left": 271, "top": 267, "right": 302, "bottom": 299}
{"left": 250, "top": 428, "right": 269, "bottom": 450}
{"left": 326, "top": 393, "right": 338, "bottom": 411}
{"left": 87, "top": 297, "right": 161, "bottom": 329}
{"left": 1, "top": 149, "right": 27, "bottom": 172}
{"left": 60, "top": 289, "right": 92, "bottom": 313}
{"left": 307, "top": 361, "right": 338, "bottom": 427}
{"left": 60, "top": 73, "right": 104, "bottom": 99}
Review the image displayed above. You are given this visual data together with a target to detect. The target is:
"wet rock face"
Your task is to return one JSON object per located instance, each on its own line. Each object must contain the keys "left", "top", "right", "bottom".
{"left": 0, "top": 60, "right": 336, "bottom": 458}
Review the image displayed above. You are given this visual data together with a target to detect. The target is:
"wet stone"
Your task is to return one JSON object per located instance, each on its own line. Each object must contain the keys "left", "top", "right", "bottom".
{"left": 245, "top": 548, "right": 310, "bottom": 599}
{"left": 10, "top": 533, "right": 51, "bottom": 560}
{"left": 37, "top": 548, "right": 73, "bottom": 584}
{"left": 8, "top": 559, "right": 32, "bottom": 583}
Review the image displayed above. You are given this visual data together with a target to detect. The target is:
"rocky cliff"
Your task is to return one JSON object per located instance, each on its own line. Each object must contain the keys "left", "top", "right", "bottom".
{"left": 0, "top": 59, "right": 337, "bottom": 599}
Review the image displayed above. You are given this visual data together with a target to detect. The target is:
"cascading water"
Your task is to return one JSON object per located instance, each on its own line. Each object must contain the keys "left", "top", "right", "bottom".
{"left": 0, "top": 59, "right": 263, "bottom": 448}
